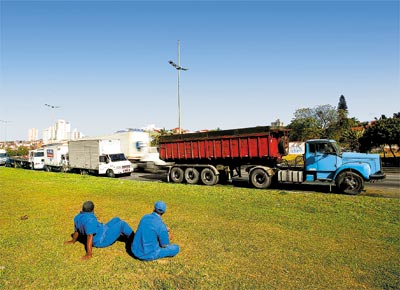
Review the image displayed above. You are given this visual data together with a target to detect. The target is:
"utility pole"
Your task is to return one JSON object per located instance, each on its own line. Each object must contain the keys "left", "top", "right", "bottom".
{"left": 45, "top": 104, "right": 61, "bottom": 142}
{"left": 0, "top": 120, "right": 11, "bottom": 144}
{"left": 169, "top": 40, "right": 188, "bottom": 134}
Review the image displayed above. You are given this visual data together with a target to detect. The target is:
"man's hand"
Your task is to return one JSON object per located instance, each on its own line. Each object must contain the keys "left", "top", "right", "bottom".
{"left": 64, "top": 231, "right": 79, "bottom": 245}
{"left": 168, "top": 227, "right": 174, "bottom": 241}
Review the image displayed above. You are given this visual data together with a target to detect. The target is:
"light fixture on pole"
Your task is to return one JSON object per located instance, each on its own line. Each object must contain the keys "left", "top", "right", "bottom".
{"left": 45, "top": 103, "right": 61, "bottom": 142}
{"left": 168, "top": 40, "right": 188, "bottom": 134}
{"left": 0, "top": 119, "right": 11, "bottom": 144}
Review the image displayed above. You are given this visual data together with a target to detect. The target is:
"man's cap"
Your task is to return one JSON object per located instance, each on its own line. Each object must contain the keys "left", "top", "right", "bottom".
{"left": 154, "top": 201, "right": 167, "bottom": 214}
{"left": 82, "top": 201, "right": 94, "bottom": 212}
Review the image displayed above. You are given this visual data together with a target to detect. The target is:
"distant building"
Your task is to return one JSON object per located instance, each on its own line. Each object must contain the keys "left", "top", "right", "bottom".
{"left": 271, "top": 119, "right": 284, "bottom": 127}
{"left": 28, "top": 128, "right": 38, "bottom": 141}
{"left": 42, "top": 119, "right": 83, "bottom": 144}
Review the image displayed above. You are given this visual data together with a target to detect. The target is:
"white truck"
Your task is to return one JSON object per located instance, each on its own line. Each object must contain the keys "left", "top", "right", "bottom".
{"left": 0, "top": 149, "right": 9, "bottom": 166}
{"left": 43, "top": 142, "right": 69, "bottom": 172}
{"left": 68, "top": 139, "right": 133, "bottom": 177}
{"left": 10, "top": 149, "right": 45, "bottom": 169}
{"left": 98, "top": 130, "right": 168, "bottom": 172}
{"left": 29, "top": 149, "right": 45, "bottom": 170}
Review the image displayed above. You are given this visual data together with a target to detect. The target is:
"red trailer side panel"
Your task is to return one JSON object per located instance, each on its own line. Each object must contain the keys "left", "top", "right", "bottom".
{"left": 159, "top": 126, "right": 287, "bottom": 163}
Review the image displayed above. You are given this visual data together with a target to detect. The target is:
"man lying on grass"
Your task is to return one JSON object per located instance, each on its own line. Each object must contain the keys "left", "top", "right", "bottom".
{"left": 64, "top": 200, "right": 134, "bottom": 260}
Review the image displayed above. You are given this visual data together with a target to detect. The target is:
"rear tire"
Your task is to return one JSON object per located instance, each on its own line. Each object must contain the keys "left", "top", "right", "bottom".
{"left": 250, "top": 168, "right": 272, "bottom": 189}
{"left": 170, "top": 167, "right": 184, "bottom": 183}
{"left": 336, "top": 171, "right": 364, "bottom": 195}
{"left": 185, "top": 167, "right": 200, "bottom": 184}
{"left": 200, "top": 168, "right": 219, "bottom": 186}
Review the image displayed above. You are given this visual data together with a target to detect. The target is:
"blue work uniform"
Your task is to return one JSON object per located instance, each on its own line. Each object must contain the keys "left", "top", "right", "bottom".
{"left": 131, "top": 212, "right": 180, "bottom": 261}
{"left": 74, "top": 211, "right": 133, "bottom": 248}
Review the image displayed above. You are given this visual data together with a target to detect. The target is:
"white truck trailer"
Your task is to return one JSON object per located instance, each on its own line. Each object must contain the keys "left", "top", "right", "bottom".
{"left": 68, "top": 139, "right": 133, "bottom": 177}
{"left": 43, "top": 142, "right": 69, "bottom": 172}
{"left": 98, "top": 130, "right": 168, "bottom": 172}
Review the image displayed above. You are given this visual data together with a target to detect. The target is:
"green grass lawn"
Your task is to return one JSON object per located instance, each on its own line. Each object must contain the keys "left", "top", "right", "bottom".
{"left": 0, "top": 168, "right": 399, "bottom": 289}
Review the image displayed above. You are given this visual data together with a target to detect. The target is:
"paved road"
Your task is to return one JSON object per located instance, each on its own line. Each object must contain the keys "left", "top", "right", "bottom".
{"left": 123, "top": 167, "right": 399, "bottom": 191}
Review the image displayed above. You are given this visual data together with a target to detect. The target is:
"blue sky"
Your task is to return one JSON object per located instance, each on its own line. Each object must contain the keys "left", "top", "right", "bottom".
{"left": 1, "top": 0, "right": 399, "bottom": 141}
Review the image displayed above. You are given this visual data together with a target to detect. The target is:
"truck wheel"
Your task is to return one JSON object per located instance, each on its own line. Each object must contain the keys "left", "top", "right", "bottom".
{"left": 44, "top": 166, "right": 51, "bottom": 172}
{"left": 336, "top": 171, "right": 364, "bottom": 195}
{"left": 170, "top": 167, "right": 184, "bottom": 183}
{"left": 201, "top": 168, "right": 219, "bottom": 186}
{"left": 106, "top": 169, "right": 115, "bottom": 178}
{"left": 250, "top": 168, "right": 272, "bottom": 189}
{"left": 185, "top": 168, "right": 200, "bottom": 184}
{"left": 80, "top": 169, "right": 89, "bottom": 175}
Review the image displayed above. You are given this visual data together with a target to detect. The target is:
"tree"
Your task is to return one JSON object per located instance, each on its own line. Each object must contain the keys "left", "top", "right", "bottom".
{"left": 337, "top": 95, "right": 348, "bottom": 127}
{"left": 150, "top": 128, "right": 174, "bottom": 147}
{"left": 360, "top": 116, "right": 400, "bottom": 161}
{"left": 287, "top": 105, "right": 338, "bottom": 141}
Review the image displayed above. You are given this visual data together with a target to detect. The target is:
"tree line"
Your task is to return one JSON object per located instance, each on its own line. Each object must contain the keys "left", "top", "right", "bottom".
{"left": 287, "top": 95, "right": 399, "bottom": 161}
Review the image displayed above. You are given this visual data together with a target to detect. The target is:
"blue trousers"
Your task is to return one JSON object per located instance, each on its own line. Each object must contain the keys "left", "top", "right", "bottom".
{"left": 93, "top": 217, "right": 133, "bottom": 248}
{"left": 157, "top": 244, "right": 180, "bottom": 259}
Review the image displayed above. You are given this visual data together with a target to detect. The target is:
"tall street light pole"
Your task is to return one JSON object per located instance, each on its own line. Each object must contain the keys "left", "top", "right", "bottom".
{"left": 169, "top": 40, "right": 188, "bottom": 134}
{"left": 45, "top": 104, "right": 61, "bottom": 142}
{"left": 0, "top": 120, "right": 11, "bottom": 144}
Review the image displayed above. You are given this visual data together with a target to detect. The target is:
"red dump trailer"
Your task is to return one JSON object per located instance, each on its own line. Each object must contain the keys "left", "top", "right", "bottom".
{"left": 159, "top": 126, "right": 287, "bottom": 186}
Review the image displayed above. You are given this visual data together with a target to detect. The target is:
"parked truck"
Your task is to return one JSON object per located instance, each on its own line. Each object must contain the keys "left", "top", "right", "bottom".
{"left": 9, "top": 149, "right": 45, "bottom": 170}
{"left": 159, "top": 126, "right": 385, "bottom": 195}
{"left": 43, "top": 142, "right": 69, "bottom": 172}
{"left": 98, "top": 129, "right": 168, "bottom": 172}
{"left": 68, "top": 139, "right": 133, "bottom": 177}
{"left": 0, "top": 149, "right": 9, "bottom": 166}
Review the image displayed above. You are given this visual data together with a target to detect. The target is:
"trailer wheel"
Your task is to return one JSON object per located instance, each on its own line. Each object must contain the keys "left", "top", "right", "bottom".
{"left": 201, "top": 168, "right": 219, "bottom": 186}
{"left": 106, "top": 169, "right": 115, "bottom": 178}
{"left": 336, "top": 171, "right": 364, "bottom": 195}
{"left": 185, "top": 168, "right": 200, "bottom": 184}
{"left": 80, "top": 169, "right": 89, "bottom": 175}
{"left": 170, "top": 167, "right": 184, "bottom": 183}
{"left": 250, "top": 168, "right": 272, "bottom": 189}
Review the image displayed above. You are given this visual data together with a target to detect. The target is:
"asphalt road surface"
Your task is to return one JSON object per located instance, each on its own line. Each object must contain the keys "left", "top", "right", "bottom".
{"left": 122, "top": 167, "right": 399, "bottom": 192}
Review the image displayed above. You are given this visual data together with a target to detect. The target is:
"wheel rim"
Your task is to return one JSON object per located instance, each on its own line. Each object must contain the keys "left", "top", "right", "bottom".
{"left": 185, "top": 168, "right": 199, "bottom": 184}
{"left": 250, "top": 168, "right": 271, "bottom": 189}
{"left": 339, "top": 172, "right": 363, "bottom": 195}
{"left": 201, "top": 168, "right": 218, "bottom": 186}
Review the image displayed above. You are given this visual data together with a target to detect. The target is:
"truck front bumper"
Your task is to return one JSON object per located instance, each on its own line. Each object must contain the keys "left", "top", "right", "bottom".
{"left": 369, "top": 171, "right": 386, "bottom": 180}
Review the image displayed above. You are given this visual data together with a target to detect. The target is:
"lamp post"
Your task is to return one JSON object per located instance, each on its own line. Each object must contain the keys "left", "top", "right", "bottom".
{"left": 0, "top": 120, "right": 11, "bottom": 144}
{"left": 45, "top": 104, "right": 61, "bottom": 142}
{"left": 169, "top": 40, "right": 188, "bottom": 134}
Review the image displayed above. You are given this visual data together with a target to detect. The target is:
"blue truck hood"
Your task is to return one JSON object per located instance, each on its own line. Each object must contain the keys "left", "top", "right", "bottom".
{"left": 341, "top": 152, "right": 382, "bottom": 174}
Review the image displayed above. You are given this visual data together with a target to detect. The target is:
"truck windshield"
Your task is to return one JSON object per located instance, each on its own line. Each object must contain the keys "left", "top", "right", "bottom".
{"left": 0, "top": 153, "right": 7, "bottom": 158}
{"left": 332, "top": 142, "right": 341, "bottom": 155}
{"left": 34, "top": 152, "right": 44, "bottom": 157}
{"left": 109, "top": 153, "right": 127, "bottom": 162}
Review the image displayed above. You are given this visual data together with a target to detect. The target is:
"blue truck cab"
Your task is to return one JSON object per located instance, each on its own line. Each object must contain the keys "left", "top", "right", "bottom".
{"left": 304, "top": 140, "right": 385, "bottom": 194}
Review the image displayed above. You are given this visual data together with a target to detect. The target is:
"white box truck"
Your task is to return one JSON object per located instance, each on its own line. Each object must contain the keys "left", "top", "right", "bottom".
{"left": 98, "top": 130, "right": 168, "bottom": 172}
{"left": 68, "top": 139, "right": 133, "bottom": 177}
{"left": 43, "top": 142, "right": 69, "bottom": 172}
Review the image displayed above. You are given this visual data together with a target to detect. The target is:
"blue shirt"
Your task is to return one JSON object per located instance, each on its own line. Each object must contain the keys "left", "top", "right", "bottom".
{"left": 131, "top": 212, "right": 170, "bottom": 261}
{"left": 74, "top": 211, "right": 104, "bottom": 246}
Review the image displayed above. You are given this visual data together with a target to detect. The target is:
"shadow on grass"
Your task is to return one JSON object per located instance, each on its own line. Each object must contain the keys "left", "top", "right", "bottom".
{"left": 69, "top": 232, "right": 136, "bottom": 257}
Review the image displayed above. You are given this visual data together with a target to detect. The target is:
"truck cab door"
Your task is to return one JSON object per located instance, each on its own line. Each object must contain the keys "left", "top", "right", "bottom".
{"left": 315, "top": 142, "right": 340, "bottom": 179}
{"left": 305, "top": 141, "right": 341, "bottom": 180}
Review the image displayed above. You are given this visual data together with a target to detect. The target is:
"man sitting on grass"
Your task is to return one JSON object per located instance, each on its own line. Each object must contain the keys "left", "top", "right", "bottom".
{"left": 131, "top": 201, "right": 180, "bottom": 261}
{"left": 64, "top": 200, "right": 134, "bottom": 260}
